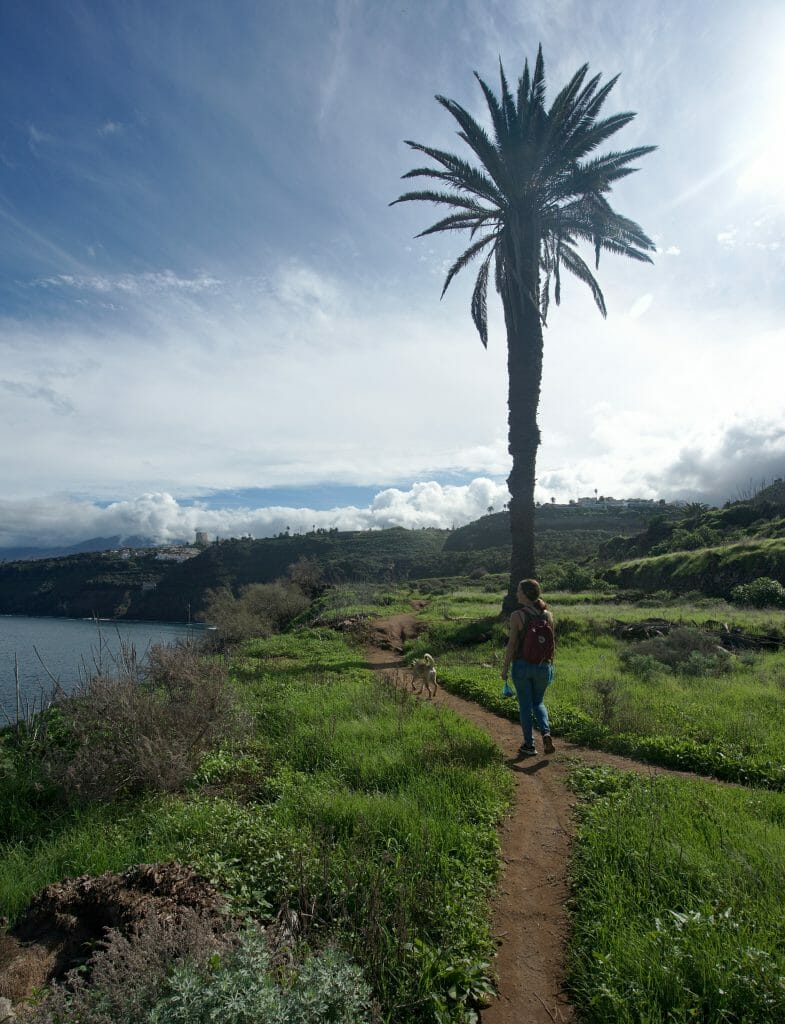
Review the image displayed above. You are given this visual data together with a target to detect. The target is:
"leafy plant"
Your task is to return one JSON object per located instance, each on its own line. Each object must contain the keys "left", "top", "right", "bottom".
{"left": 731, "top": 576, "right": 785, "bottom": 609}
{"left": 150, "top": 930, "right": 377, "bottom": 1024}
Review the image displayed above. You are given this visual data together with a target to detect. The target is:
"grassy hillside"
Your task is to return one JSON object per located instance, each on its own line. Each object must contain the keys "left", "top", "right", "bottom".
{"left": 604, "top": 538, "right": 785, "bottom": 597}
{"left": 0, "top": 622, "right": 512, "bottom": 1022}
{"left": 0, "top": 506, "right": 661, "bottom": 621}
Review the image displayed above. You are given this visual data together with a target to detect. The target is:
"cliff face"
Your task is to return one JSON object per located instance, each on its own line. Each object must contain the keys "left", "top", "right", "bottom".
{"left": 0, "top": 552, "right": 170, "bottom": 619}
{"left": 0, "top": 530, "right": 450, "bottom": 621}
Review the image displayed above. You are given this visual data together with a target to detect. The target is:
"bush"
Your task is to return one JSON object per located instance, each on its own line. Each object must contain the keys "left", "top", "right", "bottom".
{"left": 619, "top": 628, "right": 732, "bottom": 677}
{"left": 26, "top": 909, "right": 227, "bottom": 1024}
{"left": 730, "top": 576, "right": 785, "bottom": 609}
{"left": 45, "top": 642, "right": 244, "bottom": 802}
{"left": 202, "top": 582, "right": 311, "bottom": 647}
{"left": 547, "top": 561, "right": 604, "bottom": 592}
{"left": 28, "top": 918, "right": 378, "bottom": 1024}
{"left": 621, "top": 653, "right": 663, "bottom": 682}
{"left": 151, "top": 931, "right": 377, "bottom": 1024}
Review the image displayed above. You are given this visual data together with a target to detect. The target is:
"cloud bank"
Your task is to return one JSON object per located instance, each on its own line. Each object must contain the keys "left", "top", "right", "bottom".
{"left": 0, "top": 478, "right": 512, "bottom": 549}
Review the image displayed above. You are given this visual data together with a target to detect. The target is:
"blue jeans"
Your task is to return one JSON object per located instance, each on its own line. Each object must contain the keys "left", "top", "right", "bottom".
{"left": 512, "top": 660, "right": 554, "bottom": 745}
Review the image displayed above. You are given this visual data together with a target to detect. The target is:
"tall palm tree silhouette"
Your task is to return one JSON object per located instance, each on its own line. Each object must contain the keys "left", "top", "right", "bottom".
{"left": 393, "top": 47, "right": 655, "bottom": 610}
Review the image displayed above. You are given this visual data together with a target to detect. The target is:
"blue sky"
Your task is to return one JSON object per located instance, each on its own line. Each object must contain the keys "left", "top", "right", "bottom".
{"left": 1, "top": 0, "right": 784, "bottom": 546}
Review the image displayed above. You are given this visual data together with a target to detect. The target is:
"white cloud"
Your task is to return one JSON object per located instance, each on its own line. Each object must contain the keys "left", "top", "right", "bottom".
{"left": 657, "top": 421, "right": 785, "bottom": 504}
{"left": 37, "top": 270, "right": 223, "bottom": 295}
{"left": 27, "top": 124, "right": 54, "bottom": 148}
{"left": 0, "top": 478, "right": 512, "bottom": 548}
{"left": 97, "top": 120, "right": 124, "bottom": 137}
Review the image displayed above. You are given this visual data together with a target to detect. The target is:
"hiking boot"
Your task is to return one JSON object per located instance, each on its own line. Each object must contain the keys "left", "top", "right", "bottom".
{"left": 543, "top": 734, "right": 555, "bottom": 755}
{"left": 518, "top": 742, "right": 537, "bottom": 757}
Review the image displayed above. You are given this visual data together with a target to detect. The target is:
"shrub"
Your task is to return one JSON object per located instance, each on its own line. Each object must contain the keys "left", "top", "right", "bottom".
{"left": 202, "top": 582, "right": 311, "bottom": 647}
{"left": 548, "top": 561, "right": 601, "bottom": 592}
{"left": 45, "top": 642, "right": 244, "bottom": 802}
{"left": 619, "top": 627, "right": 732, "bottom": 676}
{"left": 621, "top": 653, "right": 664, "bottom": 682}
{"left": 26, "top": 909, "right": 227, "bottom": 1024}
{"left": 27, "top": 918, "right": 378, "bottom": 1024}
{"left": 592, "top": 678, "right": 618, "bottom": 727}
{"left": 730, "top": 576, "right": 785, "bottom": 609}
{"left": 151, "top": 931, "right": 377, "bottom": 1024}
{"left": 287, "top": 556, "right": 326, "bottom": 598}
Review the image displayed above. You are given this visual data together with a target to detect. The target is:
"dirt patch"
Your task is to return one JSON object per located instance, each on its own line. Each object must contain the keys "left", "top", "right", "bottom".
{"left": 0, "top": 862, "right": 230, "bottom": 1006}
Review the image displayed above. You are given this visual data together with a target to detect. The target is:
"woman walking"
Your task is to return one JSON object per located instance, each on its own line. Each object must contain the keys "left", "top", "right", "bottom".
{"left": 501, "top": 579, "right": 556, "bottom": 757}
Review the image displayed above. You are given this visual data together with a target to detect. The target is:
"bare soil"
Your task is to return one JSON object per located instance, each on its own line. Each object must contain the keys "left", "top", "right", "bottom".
{"left": 366, "top": 610, "right": 702, "bottom": 1024}
{"left": 0, "top": 863, "right": 230, "bottom": 1007}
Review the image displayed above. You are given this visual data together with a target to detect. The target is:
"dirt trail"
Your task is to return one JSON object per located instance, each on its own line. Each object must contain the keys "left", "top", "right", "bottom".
{"left": 366, "top": 611, "right": 705, "bottom": 1024}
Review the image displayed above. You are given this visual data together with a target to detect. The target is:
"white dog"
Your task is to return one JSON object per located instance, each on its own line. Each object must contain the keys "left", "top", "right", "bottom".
{"left": 410, "top": 653, "right": 438, "bottom": 698}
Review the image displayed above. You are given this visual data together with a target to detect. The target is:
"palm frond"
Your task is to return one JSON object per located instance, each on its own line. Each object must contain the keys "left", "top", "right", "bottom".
{"left": 547, "top": 145, "right": 657, "bottom": 200}
{"left": 540, "top": 271, "right": 551, "bottom": 324}
{"left": 547, "top": 64, "right": 589, "bottom": 126}
{"left": 415, "top": 213, "right": 490, "bottom": 237}
{"left": 403, "top": 140, "right": 505, "bottom": 204}
{"left": 471, "top": 252, "right": 494, "bottom": 346}
{"left": 559, "top": 244, "right": 607, "bottom": 316}
{"left": 390, "top": 189, "right": 499, "bottom": 218}
{"left": 474, "top": 71, "right": 508, "bottom": 147}
{"left": 516, "top": 59, "right": 531, "bottom": 121}
{"left": 440, "top": 232, "right": 498, "bottom": 298}
{"left": 531, "top": 45, "right": 546, "bottom": 109}
{"left": 498, "top": 59, "right": 517, "bottom": 133}
{"left": 554, "top": 196, "right": 656, "bottom": 261}
{"left": 562, "top": 111, "right": 637, "bottom": 162}
{"left": 436, "top": 96, "right": 507, "bottom": 187}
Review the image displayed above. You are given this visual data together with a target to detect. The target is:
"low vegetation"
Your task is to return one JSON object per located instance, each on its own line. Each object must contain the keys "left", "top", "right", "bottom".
{"left": 406, "top": 588, "right": 785, "bottom": 789}
{"left": 1, "top": 625, "right": 512, "bottom": 1023}
{"left": 567, "top": 765, "right": 785, "bottom": 1022}
{"left": 5, "top": 564, "right": 785, "bottom": 1021}
{"left": 201, "top": 580, "right": 311, "bottom": 648}
{"left": 28, "top": 917, "right": 378, "bottom": 1024}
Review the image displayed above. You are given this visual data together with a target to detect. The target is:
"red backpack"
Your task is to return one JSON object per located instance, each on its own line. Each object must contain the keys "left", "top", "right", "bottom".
{"left": 517, "top": 610, "right": 555, "bottom": 664}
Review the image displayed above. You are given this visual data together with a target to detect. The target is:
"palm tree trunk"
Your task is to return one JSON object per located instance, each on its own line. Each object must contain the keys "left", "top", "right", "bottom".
{"left": 500, "top": 218, "right": 543, "bottom": 614}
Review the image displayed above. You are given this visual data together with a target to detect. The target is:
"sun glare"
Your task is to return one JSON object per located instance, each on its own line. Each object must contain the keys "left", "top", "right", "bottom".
{"left": 735, "top": 30, "right": 785, "bottom": 198}
{"left": 736, "top": 136, "right": 785, "bottom": 195}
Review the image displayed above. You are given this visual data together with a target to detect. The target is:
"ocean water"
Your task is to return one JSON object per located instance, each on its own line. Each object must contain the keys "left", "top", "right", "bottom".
{"left": 0, "top": 615, "right": 200, "bottom": 721}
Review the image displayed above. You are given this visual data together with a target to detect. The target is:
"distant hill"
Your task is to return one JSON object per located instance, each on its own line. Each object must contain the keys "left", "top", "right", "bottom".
{"left": 0, "top": 501, "right": 692, "bottom": 620}
{"left": 0, "top": 535, "right": 162, "bottom": 562}
{"left": 0, "top": 529, "right": 451, "bottom": 621}
{"left": 602, "top": 481, "right": 785, "bottom": 595}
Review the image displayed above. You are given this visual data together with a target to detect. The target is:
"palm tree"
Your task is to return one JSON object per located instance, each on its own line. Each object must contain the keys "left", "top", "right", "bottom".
{"left": 680, "top": 501, "right": 712, "bottom": 528}
{"left": 392, "top": 47, "right": 655, "bottom": 611}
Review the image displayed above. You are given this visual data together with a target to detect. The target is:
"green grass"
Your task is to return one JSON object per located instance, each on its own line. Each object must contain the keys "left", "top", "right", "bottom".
{"left": 566, "top": 765, "right": 785, "bottom": 1022}
{"left": 309, "top": 582, "right": 416, "bottom": 622}
{"left": 406, "top": 595, "right": 785, "bottom": 787}
{"left": 0, "top": 627, "right": 513, "bottom": 1024}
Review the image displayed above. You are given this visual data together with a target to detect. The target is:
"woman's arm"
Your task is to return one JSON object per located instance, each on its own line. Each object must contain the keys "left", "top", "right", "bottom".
{"left": 501, "top": 612, "right": 522, "bottom": 680}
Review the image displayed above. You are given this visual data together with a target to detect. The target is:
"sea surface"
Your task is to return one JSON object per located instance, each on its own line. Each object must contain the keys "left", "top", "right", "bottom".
{"left": 0, "top": 615, "right": 200, "bottom": 721}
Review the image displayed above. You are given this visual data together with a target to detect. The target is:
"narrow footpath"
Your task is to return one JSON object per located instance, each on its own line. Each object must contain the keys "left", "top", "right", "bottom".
{"left": 365, "top": 611, "right": 702, "bottom": 1024}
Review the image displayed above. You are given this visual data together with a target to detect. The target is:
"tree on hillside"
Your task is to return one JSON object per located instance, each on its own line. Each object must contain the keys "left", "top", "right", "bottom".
{"left": 680, "top": 501, "right": 712, "bottom": 528}
{"left": 393, "top": 47, "right": 655, "bottom": 611}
